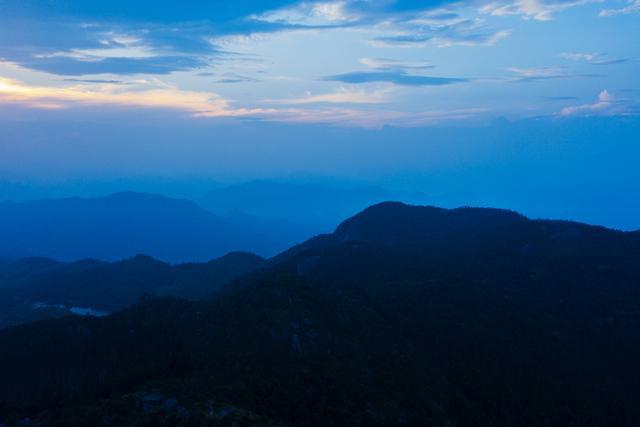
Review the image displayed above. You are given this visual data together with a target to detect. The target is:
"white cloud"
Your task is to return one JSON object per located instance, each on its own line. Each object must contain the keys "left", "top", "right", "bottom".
{"left": 558, "top": 89, "right": 637, "bottom": 116}
{"left": 250, "top": 106, "right": 489, "bottom": 129}
{"left": 559, "top": 52, "right": 628, "bottom": 65}
{"left": 360, "top": 58, "right": 435, "bottom": 71}
{"left": 252, "top": 1, "right": 359, "bottom": 26}
{"left": 251, "top": 2, "right": 511, "bottom": 49}
{"left": 264, "top": 87, "right": 390, "bottom": 105}
{"left": 0, "top": 73, "right": 485, "bottom": 128}
{"left": 560, "top": 52, "right": 598, "bottom": 62}
{"left": 371, "top": 18, "right": 511, "bottom": 48}
{"left": 0, "top": 75, "right": 255, "bottom": 117}
{"left": 600, "top": 0, "right": 640, "bottom": 16}
{"left": 507, "top": 66, "right": 570, "bottom": 81}
{"left": 481, "top": 0, "right": 598, "bottom": 21}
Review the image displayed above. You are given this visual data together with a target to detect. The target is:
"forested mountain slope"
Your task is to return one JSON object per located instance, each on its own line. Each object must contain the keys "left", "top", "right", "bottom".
{"left": 1, "top": 203, "right": 639, "bottom": 426}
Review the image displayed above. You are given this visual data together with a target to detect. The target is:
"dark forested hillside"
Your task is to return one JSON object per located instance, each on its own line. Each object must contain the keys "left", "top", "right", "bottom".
{"left": 0, "top": 252, "right": 265, "bottom": 329}
{"left": 1, "top": 202, "right": 640, "bottom": 426}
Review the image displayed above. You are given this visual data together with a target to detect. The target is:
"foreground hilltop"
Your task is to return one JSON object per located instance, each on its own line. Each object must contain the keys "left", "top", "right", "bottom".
{"left": 1, "top": 202, "right": 640, "bottom": 426}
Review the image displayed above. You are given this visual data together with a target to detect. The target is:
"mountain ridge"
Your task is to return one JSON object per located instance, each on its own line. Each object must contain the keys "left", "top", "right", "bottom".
{"left": 1, "top": 202, "right": 640, "bottom": 426}
{"left": 0, "top": 191, "right": 277, "bottom": 262}
{"left": 0, "top": 251, "right": 266, "bottom": 329}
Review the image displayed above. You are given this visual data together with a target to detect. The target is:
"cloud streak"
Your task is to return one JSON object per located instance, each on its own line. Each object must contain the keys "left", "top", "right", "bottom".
{"left": 0, "top": 20, "right": 222, "bottom": 76}
{"left": 559, "top": 90, "right": 639, "bottom": 117}
{"left": 480, "top": 0, "right": 596, "bottom": 21}
{"left": 506, "top": 66, "right": 601, "bottom": 82}
{"left": 360, "top": 58, "right": 435, "bottom": 72}
{"left": 372, "top": 21, "right": 511, "bottom": 48}
{"left": 560, "top": 52, "right": 629, "bottom": 65}
{"left": 251, "top": 2, "right": 512, "bottom": 48}
{"left": 600, "top": 0, "right": 640, "bottom": 16}
{"left": 324, "top": 71, "right": 468, "bottom": 86}
{"left": 264, "top": 87, "right": 389, "bottom": 104}
{"left": 0, "top": 74, "right": 484, "bottom": 128}
{"left": 0, "top": 76, "right": 247, "bottom": 116}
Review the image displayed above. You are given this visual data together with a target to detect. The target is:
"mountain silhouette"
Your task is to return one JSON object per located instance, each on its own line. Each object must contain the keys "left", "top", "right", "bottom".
{"left": 1, "top": 202, "right": 640, "bottom": 426}
{"left": 198, "top": 180, "right": 424, "bottom": 229}
{"left": 0, "top": 192, "right": 277, "bottom": 262}
{"left": 0, "top": 251, "right": 265, "bottom": 329}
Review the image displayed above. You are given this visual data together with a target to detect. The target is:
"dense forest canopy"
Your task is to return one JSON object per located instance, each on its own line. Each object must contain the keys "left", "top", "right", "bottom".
{"left": 1, "top": 203, "right": 640, "bottom": 426}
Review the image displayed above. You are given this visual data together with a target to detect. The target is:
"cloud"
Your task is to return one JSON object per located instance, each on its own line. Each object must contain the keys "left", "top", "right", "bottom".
{"left": 63, "top": 78, "right": 127, "bottom": 84}
{"left": 213, "top": 74, "right": 263, "bottom": 84}
{"left": 600, "top": 0, "right": 640, "bottom": 16}
{"left": 264, "top": 87, "right": 389, "bottom": 104}
{"left": 4, "top": 0, "right": 612, "bottom": 80}
{"left": 506, "top": 66, "right": 601, "bottom": 82}
{"left": 560, "top": 52, "right": 629, "bottom": 65}
{"left": 21, "top": 56, "right": 210, "bottom": 76}
{"left": 480, "top": 0, "right": 597, "bottom": 21}
{"left": 251, "top": 1, "right": 360, "bottom": 26}
{"left": 324, "top": 71, "right": 468, "bottom": 86}
{"left": 0, "top": 20, "right": 221, "bottom": 76}
{"left": 558, "top": 90, "right": 638, "bottom": 116}
{"left": 545, "top": 95, "right": 579, "bottom": 101}
{"left": 2, "top": 1, "right": 300, "bottom": 25}
{"left": 360, "top": 58, "right": 435, "bottom": 72}
{"left": 372, "top": 19, "right": 511, "bottom": 48}
{"left": 0, "top": 76, "right": 252, "bottom": 117}
{"left": 246, "top": 106, "right": 489, "bottom": 128}
{"left": 250, "top": 3, "right": 512, "bottom": 48}
{"left": 508, "top": 67, "right": 568, "bottom": 80}
{"left": 0, "top": 1, "right": 512, "bottom": 77}
{"left": 0, "top": 74, "right": 482, "bottom": 128}
{"left": 0, "top": 72, "right": 486, "bottom": 128}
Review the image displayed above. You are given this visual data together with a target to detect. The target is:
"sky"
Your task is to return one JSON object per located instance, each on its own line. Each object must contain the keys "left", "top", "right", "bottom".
{"left": 0, "top": 0, "right": 639, "bottom": 228}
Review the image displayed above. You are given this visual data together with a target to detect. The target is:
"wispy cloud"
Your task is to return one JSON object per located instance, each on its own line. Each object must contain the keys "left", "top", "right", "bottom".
{"left": 0, "top": 0, "right": 633, "bottom": 127}
{"left": 0, "top": 1, "right": 510, "bottom": 78}
{"left": 371, "top": 15, "right": 511, "bottom": 48}
{"left": 250, "top": 106, "right": 489, "bottom": 129}
{"left": 24, "top": 56, "right": 210, "bottom": 76}
{"left": 0, "top": 76, "right": 248, "bottom": 116}
{"left": 211, "top": 74, "right": 263, "bottom": 84}
{"left": 559, "top": 89, "right": 638, "bottom": 116}
{"left": 0, "top": 74, "right": 483, "bottom": 128}
{"left": 545, "top": 95, "right": 579, "bottom": 101}
{"left": 480, "top": 0, "right": 597, "bottom": 21}
{"left": 62, "top": 78, "right": 128, "bottom": 84}
{"left": 506, "top": 66, "right": 600, "bottom": 82}
{"left": 264, "top": 87, "right": 389, "bottom": 104}
{"left": 324, "top": 70, "right": 468, "bottom": 86}
{"left": 559, "top": 52, "right": 629, "bottom": 65}
{"left": 250, "top": 3, "right": 512, "bottom": 48}
{"left": 600, "top": 0, "right": 640, "bottom": 16}
{"left": 360, "top": 58, "right": 435, "bottom": 72}
{"left": 251, "top": 1, "right": 360, "bottom": 26}
{"left": 0, "top": 20, "right": 221, "bottom": 76}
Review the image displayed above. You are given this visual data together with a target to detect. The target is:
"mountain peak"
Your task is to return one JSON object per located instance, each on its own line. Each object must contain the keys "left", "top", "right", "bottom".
{"left": 334, "top": 202, "right": 527, "bottom": 245}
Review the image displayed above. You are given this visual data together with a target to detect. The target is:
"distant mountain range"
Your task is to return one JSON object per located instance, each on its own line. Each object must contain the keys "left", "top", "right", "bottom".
{"left": 1, "top": 202, "right": 639, "bottom": 426}
{"left": 0, "top": 191, "right": 277, "bottom": 262}
{"left": 0, "top": 182, "right": 429, "bottom": 262}
{"left": 198, "top": 180, "right": 426, "bottom": 229}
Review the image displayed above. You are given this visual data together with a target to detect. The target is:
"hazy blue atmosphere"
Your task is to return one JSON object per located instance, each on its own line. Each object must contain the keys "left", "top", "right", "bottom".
{"left": 1, "top": 0, "right": 639, "bottom": 233}
{"left": 2, "top": 115, "right": 639, "bottom": 231}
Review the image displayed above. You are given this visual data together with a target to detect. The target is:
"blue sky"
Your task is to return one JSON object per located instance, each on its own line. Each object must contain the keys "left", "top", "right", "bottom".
{"left": 0, "top": 0, "right": 639, "bottom": 228}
